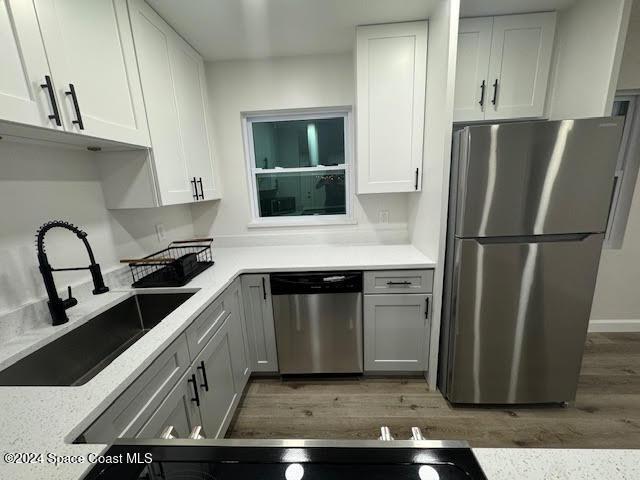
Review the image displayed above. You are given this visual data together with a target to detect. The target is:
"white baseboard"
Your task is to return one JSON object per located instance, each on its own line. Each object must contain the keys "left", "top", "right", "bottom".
{"left": 588, "top": 319, "right": 640, "bottom": 332}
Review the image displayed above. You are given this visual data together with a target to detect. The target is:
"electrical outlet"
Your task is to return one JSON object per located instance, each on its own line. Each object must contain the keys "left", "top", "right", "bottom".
{"left": 378, "top": 210, "right": 390, "bottom": 224}
{"left": 155, "top": 223, "right": 166, "bottom": 242}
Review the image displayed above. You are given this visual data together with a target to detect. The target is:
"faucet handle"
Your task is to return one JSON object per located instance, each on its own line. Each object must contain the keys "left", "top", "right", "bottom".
{"left": 62, "top": 286, "right": 78, "bottom": 309}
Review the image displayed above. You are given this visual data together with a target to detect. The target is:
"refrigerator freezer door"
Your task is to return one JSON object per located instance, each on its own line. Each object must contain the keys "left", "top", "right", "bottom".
{"left": 445, "top": 233, "right": 604, "bottom": 404}
{"left": 455, "top": 118, "right": 623, "bottom": 237}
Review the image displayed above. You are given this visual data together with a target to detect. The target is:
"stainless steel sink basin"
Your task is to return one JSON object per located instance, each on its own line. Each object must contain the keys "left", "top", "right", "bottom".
{"left": 0, "top": 292, "right": 194, "bottom": 387}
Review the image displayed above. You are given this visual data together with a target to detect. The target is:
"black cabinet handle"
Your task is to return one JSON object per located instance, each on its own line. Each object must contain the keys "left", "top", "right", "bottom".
{"left": 262, "top": 277, "right": 267, "bottom": 300}
{"left": 197, "top": 177, "right": 204, "bottom": 200}
{"left": 197, "top": 361, "right": 209, "bottom": 391}
{"left": 479, "top": 80, "right": 486, "bottom": 107}
{"left": 40, "top": 75, "right": 61, "bottom": 126}
{"left": 188, "top": 373, "right": 200, "bottom": 406}
{"left": 387, "top": 281, "right": 411, "bottom": 286}
{"left": 65, "top": 83, "right": 84, "bottom": 130}
{"left": 191, "top": 177, "right": 198, "bottom": 200}
{"left": 425, "top": 297, "right": 430, "bottom": 319}
{"left": 491, "top": 79, "right": 498, "bottom": 106}
{"left": 414, "top": 168, "right": 419, "bottom": 190}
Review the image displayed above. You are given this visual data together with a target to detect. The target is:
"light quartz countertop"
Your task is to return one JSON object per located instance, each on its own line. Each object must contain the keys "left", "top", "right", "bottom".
{"left": 1, "top": 244, "right": 638, "bottom": 479}
{"left": 0, "top": 244, "right": 434, "bottom": 480}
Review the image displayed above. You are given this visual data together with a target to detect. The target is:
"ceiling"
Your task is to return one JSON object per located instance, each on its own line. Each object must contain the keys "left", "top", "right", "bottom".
{"left": 460, "top": 0, "right": 577, "bottom": 17}
{"left": 146, "top": 0, "right": 434, "bottom": 61}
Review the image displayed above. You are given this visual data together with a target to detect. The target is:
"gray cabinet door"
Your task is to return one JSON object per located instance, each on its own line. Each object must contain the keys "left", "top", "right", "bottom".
{"left": 240, "top": 274, "right": 278, "bottom": 372}
{"left": 225, "top": 278, "right": 252, "bottom": 393}
{"left": 364, "top": 294, "right": 430, "bottom": 371}
{"left": 82, "top": 334, "right": 190, "bottom": 443}
{"left": 194, "top": 316, "right": 237, "bottom": 438}
{"left": 136, "top": 369, "right": 202, "bottom": 439}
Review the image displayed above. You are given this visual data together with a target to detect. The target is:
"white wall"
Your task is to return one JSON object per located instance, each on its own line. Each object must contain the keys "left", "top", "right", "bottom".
{"left": 590, "top": 0, "right": 640, "bottom": 332}
{"left": 0, "top": 141, "right": 194, "bottom": 315}
{"left": 618, "top": 0, "right": 640, "bottom": 91}
{"left": 547, "top": 0, "right": 631, "bottom": 119}
{"left": 191, "top": 53, "right": 409, "bottom": 246}
{"left": 407, "top": 0, "right": 460, "bottom": 387}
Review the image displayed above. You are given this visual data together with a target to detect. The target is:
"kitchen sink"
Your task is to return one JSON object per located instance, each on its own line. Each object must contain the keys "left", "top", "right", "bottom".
{"left": 0, "top": 292, "right": 194, "bottom": 387}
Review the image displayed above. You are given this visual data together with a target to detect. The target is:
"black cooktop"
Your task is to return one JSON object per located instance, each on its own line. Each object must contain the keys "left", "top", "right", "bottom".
{"left": 83, "top": 440, "right": 487, "bottom": 480}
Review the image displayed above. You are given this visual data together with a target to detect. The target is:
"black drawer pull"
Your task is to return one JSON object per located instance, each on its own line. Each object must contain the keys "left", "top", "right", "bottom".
{"left": 479, "top": 80, "right": 486, "bottom": 107}
{"left": 491, "top": 79, "right": 499, "bottom": 106}
{"left": 197, "top": 177, "right": 204, "bottom": 200}
{"left": 65, "top": 83, "right": 84, "bottom": 130}
{"left": 188, "top": 373, "right": 200, "bottom": 406}
{"left": 40, "top": 75, "right": 61, "bottom": 126}
{"left": 191, "top": 177, "right": 198, "bottom": 200}
{"left": 262, "top": 277, "right": 267, "bottom": 300}
{"left": 387, "top": 281, "right": 411, "bottom": 286}
{"left": 197, "top": 361, "right": 209, "bottom": 391}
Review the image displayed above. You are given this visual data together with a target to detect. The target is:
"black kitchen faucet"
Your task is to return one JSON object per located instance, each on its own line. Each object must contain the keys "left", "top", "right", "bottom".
{"left": 36, "top": 220, "right": 109, "bottom": 326}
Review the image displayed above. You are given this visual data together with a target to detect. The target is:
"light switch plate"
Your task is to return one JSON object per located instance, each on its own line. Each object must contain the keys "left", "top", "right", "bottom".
{"left": 378, "top": 210, "right": 389, "bottom": 224}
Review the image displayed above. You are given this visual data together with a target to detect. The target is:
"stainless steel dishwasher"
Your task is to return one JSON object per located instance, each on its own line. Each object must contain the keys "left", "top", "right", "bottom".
{"left": 271, "top": 271, "right": 363, "bottom": 374}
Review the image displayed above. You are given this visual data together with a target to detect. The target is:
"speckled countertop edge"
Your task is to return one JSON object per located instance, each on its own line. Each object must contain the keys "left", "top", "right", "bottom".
{"left": 0, "top": 244, "right": 435, "bottom": 480}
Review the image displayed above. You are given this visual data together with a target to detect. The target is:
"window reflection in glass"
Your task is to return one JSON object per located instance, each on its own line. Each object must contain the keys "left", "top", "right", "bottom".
{"left": 252, "top": 118, "right": 345, "bottom": 169}
{"left": 256, "top": 171, "right": 346, "bottom": 217}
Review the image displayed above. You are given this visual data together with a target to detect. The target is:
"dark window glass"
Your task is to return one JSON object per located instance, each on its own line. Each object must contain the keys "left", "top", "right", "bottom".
{"left": 256, "top": 171, "right": 346, "bottom": 217}
{"left": 252, "top": 117, "right": 345, "bottom": 169}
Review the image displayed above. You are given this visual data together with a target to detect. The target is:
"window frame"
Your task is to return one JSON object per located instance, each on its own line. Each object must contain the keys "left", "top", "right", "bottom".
{"left": 242, "top": 107, "right": 355, "bottom": 227}
{"left": 604, "top": 93, "right": 640, "bottom": 248}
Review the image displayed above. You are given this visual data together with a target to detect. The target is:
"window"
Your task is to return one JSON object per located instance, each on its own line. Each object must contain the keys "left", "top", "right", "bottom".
{"left": 243, "top": 109, "right": 353, "bottom": 226}
{"left": 605, "top": 95, "right": 640, "bottom": 248}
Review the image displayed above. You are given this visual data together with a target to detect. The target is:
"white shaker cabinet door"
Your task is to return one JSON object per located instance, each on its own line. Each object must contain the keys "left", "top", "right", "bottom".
{"left": 34, "top": 0, "right": 150, "bottom": 146}
{"left": 364, "top": 294, "right": 430, "bottom": 372}
{"left": 0, "top": 0, "right": 63, "bottom": 129}
{"left": 453, "top": 17, "right": 493, "bottom": 123}
{"left": 128, "top": 0, "right": 194, "bottom": 205}
{"left": 356, "top": 21, "right": 428, "bottom": 193}
{"left": 171, "top": 38, "right": 220, "bottom": 201}
{"left": 485, "top": 12, "right": 556, "bottom": 120}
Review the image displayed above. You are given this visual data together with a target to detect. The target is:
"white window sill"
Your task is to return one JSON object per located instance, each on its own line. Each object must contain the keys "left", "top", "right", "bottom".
{"left": 248, "top": 216, "right": 357, "bottom": 229}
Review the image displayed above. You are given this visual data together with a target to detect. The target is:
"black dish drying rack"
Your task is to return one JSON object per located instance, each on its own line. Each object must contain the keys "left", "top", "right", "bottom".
{"left": 122, "top": 238, "right": 214, "bottom": 288}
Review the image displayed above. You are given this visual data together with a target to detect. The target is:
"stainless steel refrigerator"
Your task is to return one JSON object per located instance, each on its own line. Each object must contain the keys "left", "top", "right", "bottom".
{"left": 439, "top": 117, "right": 624, "bottom": 405}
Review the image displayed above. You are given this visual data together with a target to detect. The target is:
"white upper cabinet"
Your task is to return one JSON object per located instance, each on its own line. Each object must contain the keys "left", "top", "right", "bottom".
{"left": 171, "top": 40, "right": 218, "bottom": 200}
{"left": 126, "top": 0, "right": 219, "bottom": 206}
{"left": 486, "top": 13, "right": 556, "bottom": 120}
{"left": 33, "top": 0, "right": 150, "bottom": 146}
{"left": 356, "top": 21, "right": 428, "bottom": 194}
{"left": 454, "top": 17, "right": 493, "bottom": 122}
{"left": 0, "top": 1, "right": 63, "bottom": 130}
{"left": 454, "top": 12, "right": 556, "bottom": 122}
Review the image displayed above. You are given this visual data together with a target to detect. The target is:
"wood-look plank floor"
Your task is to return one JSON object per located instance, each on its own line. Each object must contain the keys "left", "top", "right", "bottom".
{"left": 226, "top": 333, "right": 640, "bottom": 447}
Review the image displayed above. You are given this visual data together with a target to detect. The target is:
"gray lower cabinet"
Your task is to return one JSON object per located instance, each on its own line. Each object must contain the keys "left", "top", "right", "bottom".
{"left": 364, "top": 293, "right": 431, "bottom": 371}
{"left": 135, "top": 369, "right": 201, "bottom": 439}
{"left": 225, "top": 278, "right": 252, "bottom": 393}
{"left": 194, "top": 315, "right": 238, "bottom": 438}
{"left": 81, "top": 280, "right": 252, "bottom": 444}
{"left": 185, "top": 294, "right": 228, "bottom": 359}
{"left": 241, "top": 274, "right": 278, "bottom": 372}
{"left": 82, "top": 333, "right": 191, "bottom": 443}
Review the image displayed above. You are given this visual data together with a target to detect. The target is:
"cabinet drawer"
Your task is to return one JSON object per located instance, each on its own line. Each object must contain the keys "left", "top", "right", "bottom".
{"left": 82, "top": 334, "right": 190, "bottom": 443}
{"left": 364, "top": 270, "right": 433, "bottom": 294}
{"left": 186, "top": 295, "right": 229, "bottom": 360}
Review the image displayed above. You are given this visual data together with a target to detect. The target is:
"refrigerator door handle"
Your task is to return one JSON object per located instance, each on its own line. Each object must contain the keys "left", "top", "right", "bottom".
{"left": 475, "top": 233, "right": 593, "bottom": 245}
